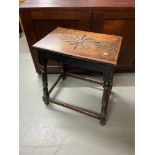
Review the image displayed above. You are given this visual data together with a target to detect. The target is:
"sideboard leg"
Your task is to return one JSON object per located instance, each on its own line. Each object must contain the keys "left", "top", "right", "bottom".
{"left": 40, "top": 59, "right": 49, "bottom": 105}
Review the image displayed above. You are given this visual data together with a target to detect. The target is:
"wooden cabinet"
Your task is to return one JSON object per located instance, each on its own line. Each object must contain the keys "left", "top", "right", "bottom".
{"left": 20, "top": 0, "right": 135, "bottom": 73}
{"left": 92, "top": 10, "right": 135, "bottom": 72}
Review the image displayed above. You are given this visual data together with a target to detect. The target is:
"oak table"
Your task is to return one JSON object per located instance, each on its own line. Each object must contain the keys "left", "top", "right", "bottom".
{"left": 33, "top": 27, "right": 122, "bottom": 125}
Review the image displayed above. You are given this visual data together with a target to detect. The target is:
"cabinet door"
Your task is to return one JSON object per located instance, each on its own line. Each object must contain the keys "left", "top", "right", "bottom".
{"left": 92, "top": 10, "right": 135, "bottom": 72}
{"left": 20, "top": 9, "right": 91, "bottom": 73}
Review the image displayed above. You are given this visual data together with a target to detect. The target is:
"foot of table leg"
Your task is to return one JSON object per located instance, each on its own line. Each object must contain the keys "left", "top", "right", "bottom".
{"left": 41, "top": 62, "right": 49, "bottom": 105}
{"left": 43, "top": 96, "right": 49, "bottom": 105}
{"left": 100, "top": 116, "right": 106, "bottom": 125}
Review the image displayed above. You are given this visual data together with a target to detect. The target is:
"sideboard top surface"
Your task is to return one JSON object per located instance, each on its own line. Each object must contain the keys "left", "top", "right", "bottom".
{"left": 20, "top": 0, "right": 135, "bottom": 9}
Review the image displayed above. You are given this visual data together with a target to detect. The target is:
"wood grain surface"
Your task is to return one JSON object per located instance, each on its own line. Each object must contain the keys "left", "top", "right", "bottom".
{"left": 33, "top": 27, "right": 122, "bottom": 65}
{"left": 20, "top": 0, "right": 134, "bottom": 9}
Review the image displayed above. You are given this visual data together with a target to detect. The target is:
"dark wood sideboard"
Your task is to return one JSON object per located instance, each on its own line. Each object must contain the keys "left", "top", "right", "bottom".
{"left": 20, "top": 0, "right": 135, "bottom": 73}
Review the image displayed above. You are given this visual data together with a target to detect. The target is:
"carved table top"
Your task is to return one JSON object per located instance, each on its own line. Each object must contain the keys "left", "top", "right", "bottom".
{"left": 33, "top": 27, "right": 122, "bottom": 65}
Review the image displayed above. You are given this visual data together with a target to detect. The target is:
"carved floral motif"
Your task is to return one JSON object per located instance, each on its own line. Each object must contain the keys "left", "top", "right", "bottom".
{"left": 60, "top": 34, "right": 118, "bottom": 52}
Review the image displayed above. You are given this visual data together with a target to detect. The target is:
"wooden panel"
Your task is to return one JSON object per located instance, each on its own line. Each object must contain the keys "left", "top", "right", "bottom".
{"left": 33, "top": 20, "right": 80, "bottom": 40}
{"left": 31, "top": 10, "right": 89, "bottom": 41}
{"left": 92, "top": 10, "right": 135, "bottom": 72}
{"left": 100, "top": 10, "right": 134, "bottom": 19}
{"left": 30, "top": 10, "right": 89, "bottom": 20}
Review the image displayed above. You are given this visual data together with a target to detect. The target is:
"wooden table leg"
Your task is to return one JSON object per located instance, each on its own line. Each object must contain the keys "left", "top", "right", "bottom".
{"left": 41, "top": 64, "right": 49, "bottom": 105}
{"left": 100, "top": 69, "right": 114, "bottom": 125}
{"left": 39, "top": 55, "right": 49, "bottom": 105}
{"left": 100, "top": 82, "right": 111, "bottom": 125}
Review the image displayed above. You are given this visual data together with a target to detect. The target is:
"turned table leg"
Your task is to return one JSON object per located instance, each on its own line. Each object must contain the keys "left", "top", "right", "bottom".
{"left": 100, "top": 82, "right": 111, "bottom": 125}
{"left": 38, "top": 51, "right": 49, "bottom": 105}
{"left": 41, "top": 61, "right": 49, "bottom": 105}
{"left": 100, "top": 69, "right": 114, "bottom": 125}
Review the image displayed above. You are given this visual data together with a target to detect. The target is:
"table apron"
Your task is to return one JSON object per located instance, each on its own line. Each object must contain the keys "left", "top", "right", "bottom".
{"left": 39, "top": 50, "right": 115, "bottom": 73}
